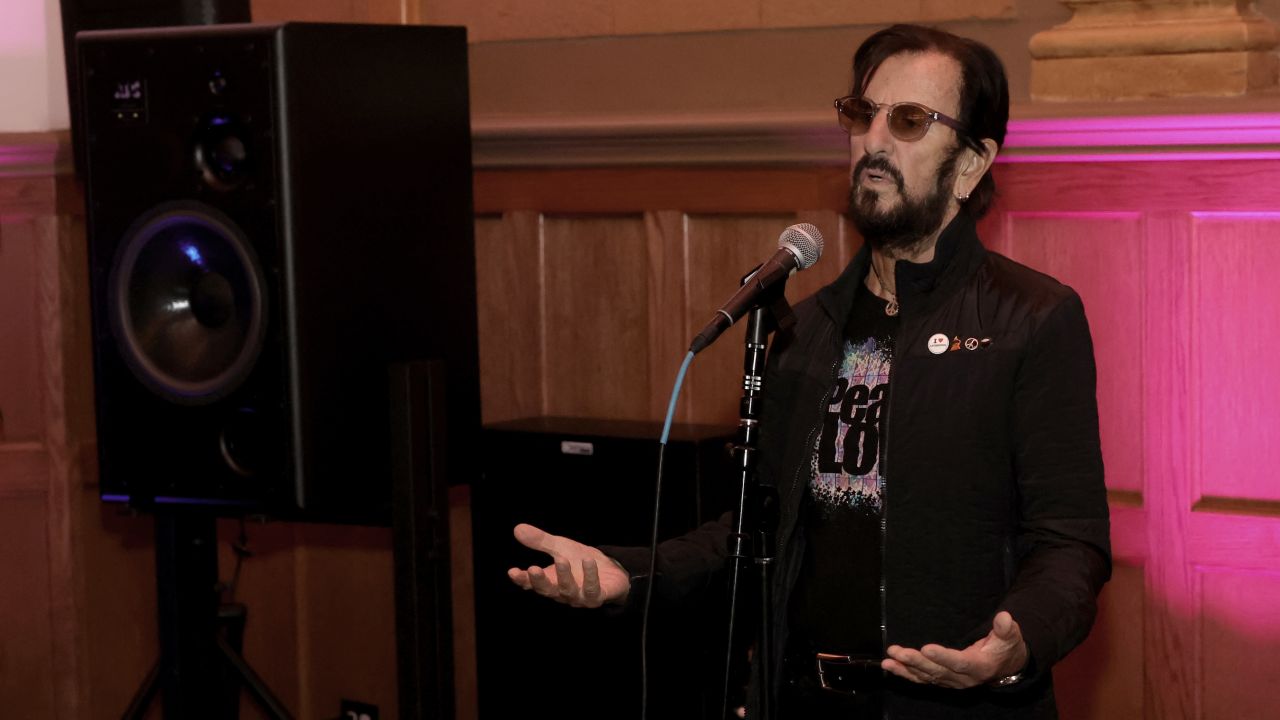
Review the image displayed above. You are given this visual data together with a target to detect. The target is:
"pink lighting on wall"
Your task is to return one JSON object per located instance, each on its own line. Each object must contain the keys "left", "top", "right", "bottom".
{"left": 992, "top": 159, "right": 1280, "bottom": 715}
{"left": 0, "top": 0, "right": 69, "bottom": 132}
{"left": 1001, "top": 113, "right": 1280, "bottom": 163}
{"left": 0, "top": 140, "right": 62, "bottom": 180}
{"left": 0, "top": 1, "right": 46, "bottom": 53}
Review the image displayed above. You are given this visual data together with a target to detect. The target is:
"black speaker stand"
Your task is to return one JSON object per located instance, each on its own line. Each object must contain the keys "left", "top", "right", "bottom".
{"left": 122, "top": 511, "right": 293, "bottom": 720}
{"left": 389, "top": 359, "right": 455, "bottom": 720}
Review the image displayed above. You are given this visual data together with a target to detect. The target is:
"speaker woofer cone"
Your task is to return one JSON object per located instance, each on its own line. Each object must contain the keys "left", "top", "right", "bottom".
{"left": 109, "top": 201, "right": 267, "bottom": 404}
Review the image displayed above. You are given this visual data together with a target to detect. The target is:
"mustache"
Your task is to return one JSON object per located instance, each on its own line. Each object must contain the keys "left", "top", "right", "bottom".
{"left": 854, "top": 155, "right": 905, "bottom": 192}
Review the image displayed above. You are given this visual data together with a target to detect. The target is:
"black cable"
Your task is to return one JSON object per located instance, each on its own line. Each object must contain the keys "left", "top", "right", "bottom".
{"left": 222, "top": 517, "right": 252, "bottom": 603}
{"left": 642, "top": 350, "right": 693, "bottom": 720}
{"left": 640, "top": 441, "right": 667, "bottom": 720}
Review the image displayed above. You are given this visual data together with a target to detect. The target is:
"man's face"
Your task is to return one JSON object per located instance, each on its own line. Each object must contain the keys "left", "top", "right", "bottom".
{"left": 847, "top": 51, "right": 966, "bottom": 254}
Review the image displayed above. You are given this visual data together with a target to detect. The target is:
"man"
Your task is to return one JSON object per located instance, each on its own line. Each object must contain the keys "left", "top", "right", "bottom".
{"left": 508, "top": 24, "right": 1111, "bottom": 719}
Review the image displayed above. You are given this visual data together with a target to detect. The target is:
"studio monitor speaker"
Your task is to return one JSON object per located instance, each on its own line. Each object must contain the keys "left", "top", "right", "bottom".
{"left": 77, "top": 23, "right": 479, "bottom": 523}
{"left": 60, "top": 0, "right": 253, "bottom": 174}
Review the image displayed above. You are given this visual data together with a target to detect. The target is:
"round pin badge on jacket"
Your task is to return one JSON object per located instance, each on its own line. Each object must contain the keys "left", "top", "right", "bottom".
{"left": 927, "top": 333, "right": 949, "bottom": 355}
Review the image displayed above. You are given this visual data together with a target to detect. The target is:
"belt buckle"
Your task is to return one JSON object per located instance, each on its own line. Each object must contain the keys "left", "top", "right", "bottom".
{"left": 814, "top": 652, "right": 881, "bottom": 696}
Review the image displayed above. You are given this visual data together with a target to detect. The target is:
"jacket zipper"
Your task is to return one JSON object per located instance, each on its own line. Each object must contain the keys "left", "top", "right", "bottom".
{"left": 879, "top": 343, "right": 893, "bottom": 720}
{"left": 877, "top": 286, "right": 902, "bottom": 720}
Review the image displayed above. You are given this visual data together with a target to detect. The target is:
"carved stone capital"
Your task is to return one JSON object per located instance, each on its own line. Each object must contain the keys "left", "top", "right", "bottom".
{"left": 1031, "top": 0, "right": 1280, "bottom": 100}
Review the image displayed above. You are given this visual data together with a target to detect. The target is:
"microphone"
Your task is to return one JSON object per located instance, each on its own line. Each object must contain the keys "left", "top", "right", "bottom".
{"left": 688, "top": 223, "right": 824, "bottom": 354}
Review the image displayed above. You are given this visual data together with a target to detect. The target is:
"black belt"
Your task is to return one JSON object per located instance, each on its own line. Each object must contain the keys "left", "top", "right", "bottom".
{"left": 784, "top": 650, "right": 886, "bottom": 696}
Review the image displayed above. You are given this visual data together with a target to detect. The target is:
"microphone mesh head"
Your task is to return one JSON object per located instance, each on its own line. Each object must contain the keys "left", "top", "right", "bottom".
{"left": 779, "top": 223, "right": 824, "bottom": 270}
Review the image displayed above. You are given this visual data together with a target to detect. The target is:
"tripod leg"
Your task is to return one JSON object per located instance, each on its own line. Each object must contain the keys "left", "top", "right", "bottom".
{"left": 217, "top": 634, "right": 295, "bottom": 720}
{"left": 121, "top": 659, "right": 161, "bottom": 720}
{"left": 219, "top": 603, "right": 248, "bottom": 719}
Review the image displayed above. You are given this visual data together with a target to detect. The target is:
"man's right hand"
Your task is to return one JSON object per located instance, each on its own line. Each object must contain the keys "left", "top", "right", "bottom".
{"left": 506, "top": 523, "right": 632, "bottom": 608}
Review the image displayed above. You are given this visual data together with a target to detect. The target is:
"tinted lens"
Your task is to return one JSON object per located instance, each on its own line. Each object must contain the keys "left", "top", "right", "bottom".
{"left": 887, "top": 103, "right": 933, "bottom": 140}
{"left": 836, "top": 97, "right": 876, "bottom": 135}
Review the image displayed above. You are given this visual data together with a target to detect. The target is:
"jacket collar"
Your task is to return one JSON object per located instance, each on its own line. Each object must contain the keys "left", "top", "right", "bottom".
{"left": 817, "top": 212, "right": 987, "bottom": 323}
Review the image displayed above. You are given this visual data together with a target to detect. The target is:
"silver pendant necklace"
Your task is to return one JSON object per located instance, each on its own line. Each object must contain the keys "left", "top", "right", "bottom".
{"left": 870, "top": 259, "right": 899, "bottom": 317}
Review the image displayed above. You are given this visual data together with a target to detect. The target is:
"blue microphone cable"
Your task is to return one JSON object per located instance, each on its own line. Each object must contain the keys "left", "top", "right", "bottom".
{"left": 640, "top": 349, "right": 695, "bottom": 720}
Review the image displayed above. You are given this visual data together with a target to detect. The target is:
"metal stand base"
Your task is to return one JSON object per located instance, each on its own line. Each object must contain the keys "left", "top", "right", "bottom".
{"left": 121, "top": 513, "right": 293, "bottom": 720}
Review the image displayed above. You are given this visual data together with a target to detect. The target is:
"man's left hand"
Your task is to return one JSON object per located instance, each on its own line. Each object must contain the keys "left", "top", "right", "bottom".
{"left": 881, "top": 611, "right": 1028, "bottom": 689}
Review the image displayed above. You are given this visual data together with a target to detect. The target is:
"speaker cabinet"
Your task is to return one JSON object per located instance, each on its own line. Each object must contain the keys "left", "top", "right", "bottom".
{"left": 77, "top": 23, "right": 479, "bottom": 523}
{"left": 472, "top": 417, "right": 737, "bottom": 720}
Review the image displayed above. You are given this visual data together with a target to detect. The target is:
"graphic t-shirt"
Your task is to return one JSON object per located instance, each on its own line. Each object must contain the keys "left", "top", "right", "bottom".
{"left": 788, "top": 279, "right": 897, "bottom": 654}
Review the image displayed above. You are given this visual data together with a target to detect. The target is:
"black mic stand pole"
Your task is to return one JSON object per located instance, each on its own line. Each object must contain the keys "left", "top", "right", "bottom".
{"left": 719, "top": 284, "right": 793, "bottom": 720}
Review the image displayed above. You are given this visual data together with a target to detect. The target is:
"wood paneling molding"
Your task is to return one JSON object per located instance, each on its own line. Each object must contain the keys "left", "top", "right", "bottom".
{"left": 0, "top": 132, "right": 68, "bottom": 179}
{"left": 417, "top": 0, "right": 1014, "bottom": 43}
{"left": 473, "top": 110, "right": 1280, "bottom": 169}
{"left": 0, "top": 132, "right": 77, "bottom": 221}
{"left": 474, "top": 167, "right": 848, "bottom": 214}
{"left": 1186, "top": 513, "right": 1280, "bottom": 570}
{"left": 473, "top": 111, "right": 847, "bottom": 168}
{"left": 1193, "top": 496, "right": 1280, "bottom": 518}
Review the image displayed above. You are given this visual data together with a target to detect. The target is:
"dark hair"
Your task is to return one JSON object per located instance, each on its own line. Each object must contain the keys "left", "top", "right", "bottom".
{"left": 851, "top": 24, "right": 1009, "bottom": 218}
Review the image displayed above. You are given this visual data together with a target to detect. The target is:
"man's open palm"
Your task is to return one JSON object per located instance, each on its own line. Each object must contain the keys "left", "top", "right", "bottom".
{"left": 506, "top": 523, "right": 631, "bottom": 608}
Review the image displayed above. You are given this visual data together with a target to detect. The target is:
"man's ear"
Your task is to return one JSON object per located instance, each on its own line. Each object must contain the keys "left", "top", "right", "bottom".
{"left": 955, "top": 138, "right": 999, "bottom": 197}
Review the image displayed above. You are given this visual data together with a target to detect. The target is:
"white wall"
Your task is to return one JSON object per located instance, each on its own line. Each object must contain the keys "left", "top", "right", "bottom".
{"left": 0, "top": 0, "right": 69, "bottom": 133}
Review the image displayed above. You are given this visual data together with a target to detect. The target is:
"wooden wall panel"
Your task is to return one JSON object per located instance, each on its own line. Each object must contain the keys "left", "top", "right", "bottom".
{"left": 75, "top": 496, "right": 157, "bottom": 720}
{"left": 991, "top": 161, "right": 1280, "bottom": 214}
{"left": 1185, "top": 512, "right": 1280, "bottom": 569}
{"left": 1189, "top": 214, "right": 1280, "bottom": 504}
{"left": 292, "top": 525, "right": 397, "bottom": 719}
{"left": 11, "top": 126, "right": 1280, "bottom": 720}
{"left": 1138, "top": 211, "right": 1198, "bottom": 720}
{"left": 0, "top": 219, "right": 44, "bottom": 442}
{"left": 543, "top": 215, "right": 653, "bottom": 419}
{"left": 1003, "top": 213, "right": 1145, "bottom": 494}
{"left": 1054, "top": 561, "right": 1145, "bottom": 720}
{"left": 37, "top": 210, "right": 98, "bottom": 720}
{"left": 475, "top": 213, "right": 544, "bottom": 424}
{"left": 474, "top": 167, "right": 847, "bottom": 216}
{"left": 990, "top": 165, "right": 1280, "bottom": 720}
{"left": 0, "top": 491, "right": 57, "bottom": 717}
{"left": 644, "top": 210, "right": 692, "bottom": 421}
{"left": 1200, "top": 569, "right": 1280, "bottom": 720}
{"left": 0, "top": 171, "right": 99, "bottom": 720}
{"left": 472, "top": 207, "right": 858, "bottom": 427}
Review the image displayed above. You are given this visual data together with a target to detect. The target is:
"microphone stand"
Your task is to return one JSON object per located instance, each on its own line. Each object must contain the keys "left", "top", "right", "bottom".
{"left": 719, "top": 282, "right": 794, "bottom": 720}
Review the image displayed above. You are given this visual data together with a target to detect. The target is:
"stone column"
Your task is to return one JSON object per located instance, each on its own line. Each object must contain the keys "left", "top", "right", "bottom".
{"left": 1030, "top": 0, "right": 1280, "bottom": 100}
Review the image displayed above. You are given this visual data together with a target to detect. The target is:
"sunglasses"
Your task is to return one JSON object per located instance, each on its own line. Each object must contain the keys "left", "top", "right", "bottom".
{"left": 834, "top": 95, "right": 974, "bottom": 146}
